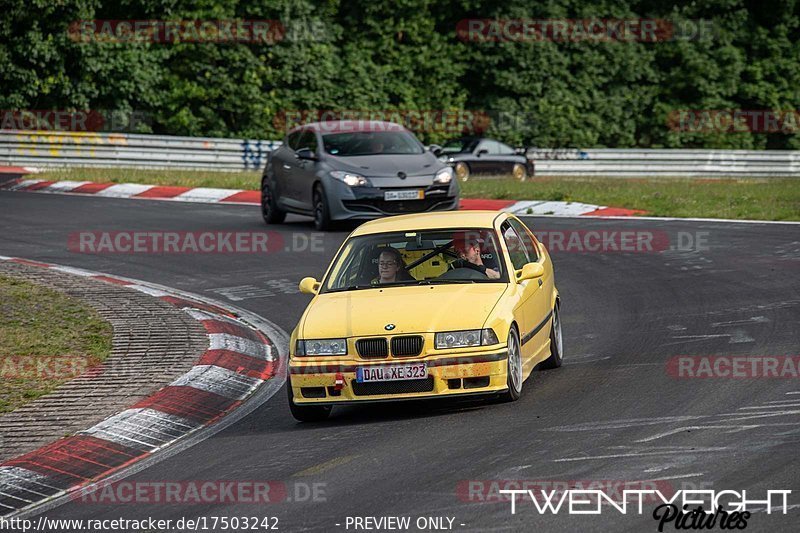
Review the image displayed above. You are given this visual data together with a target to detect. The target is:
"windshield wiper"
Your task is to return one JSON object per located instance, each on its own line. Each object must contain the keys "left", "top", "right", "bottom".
{"left": 326, "top": 285, "right": 373, "bottom": 293}
{"left": 417, "top": 279, "right": 476, "bottom": 285}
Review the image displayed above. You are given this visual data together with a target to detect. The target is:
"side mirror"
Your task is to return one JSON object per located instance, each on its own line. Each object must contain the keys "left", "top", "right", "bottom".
{"left": 299, "top": 277, "right": 320, "bottom": 295}
{"left": 516, "top": 262, "right": 544, "bottom": 282}
{"left": 476, "top": 149, "right": 488, "bottom": 157}
{"left": 296, "top": 148, "right": 317, "bottom": 161}
{"left": 428, "top": 144, "right": 442, "bottom": 155}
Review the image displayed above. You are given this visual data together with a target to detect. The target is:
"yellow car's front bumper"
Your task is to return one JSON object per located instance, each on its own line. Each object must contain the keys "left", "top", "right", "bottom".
{"left": 288, "top": 347, "right": 508, "bottom": 404}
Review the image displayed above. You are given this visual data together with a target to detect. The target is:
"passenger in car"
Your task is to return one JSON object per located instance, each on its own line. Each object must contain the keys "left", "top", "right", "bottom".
{"left": 376, "top": 248, "right": 413, "bottom": 284}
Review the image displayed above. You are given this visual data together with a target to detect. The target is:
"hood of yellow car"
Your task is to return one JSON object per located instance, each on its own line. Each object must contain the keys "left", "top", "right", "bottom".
{"left": 300, "top": 283, "right": 509, "bottom": 338}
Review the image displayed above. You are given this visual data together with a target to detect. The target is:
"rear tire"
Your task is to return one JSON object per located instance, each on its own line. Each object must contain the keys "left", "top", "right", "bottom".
{"left": 313, "top": 185, "right": 332, "bottom": 231}
{"left": 499, "top": 327, "right": 523, "bottom": 402}
{"left": 455, "top": 162, "right": 470, "bottom": 182}
{"left": 540, "top": 303, "right": 563, "bottom": 369}
{"left": 261, "top": 180, "right": 286, "bottom": 225}
{"left": 287, "top": 381, "right": 332, "bottom": 422}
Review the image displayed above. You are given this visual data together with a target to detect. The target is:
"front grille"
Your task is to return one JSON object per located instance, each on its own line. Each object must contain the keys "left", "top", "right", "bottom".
{"left": 352, "top": 376, "right": 435, "bottom": 396}
{"left": 390, "top": 335, "right": 424, "bottom": 357}
{"left": 342, "top": 197, "right": 455, "bottom": 214}
{"left": 356, "top": 337, "right": 388, "bottom": 358}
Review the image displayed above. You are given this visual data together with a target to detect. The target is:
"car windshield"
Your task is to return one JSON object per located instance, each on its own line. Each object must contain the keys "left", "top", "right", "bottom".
{"left": 322, "top": 229, "right": 506, "bottom": 293}
{"left": 440, "top": 138, "right": 479, "bottom": 154}
{"left": 322, "top": 131, "right": 424, "bottom": 156}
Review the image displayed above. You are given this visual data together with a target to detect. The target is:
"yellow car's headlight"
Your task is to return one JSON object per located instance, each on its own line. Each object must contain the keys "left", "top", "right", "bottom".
{"left": 296, "top": 338, "right": 347, "bottom": 356}
{"left": 435, "top": 329, "right": 499, "bottom": 349}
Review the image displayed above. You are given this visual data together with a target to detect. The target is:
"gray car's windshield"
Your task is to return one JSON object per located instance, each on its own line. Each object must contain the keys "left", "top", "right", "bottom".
{"left": 322, "top": 131, "right": 424, "bottom": 156}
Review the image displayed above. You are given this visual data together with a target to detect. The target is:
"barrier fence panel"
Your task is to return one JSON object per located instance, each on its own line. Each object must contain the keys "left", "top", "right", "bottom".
{"left": 1, "top": 131, "right": 798, "bottom": 177}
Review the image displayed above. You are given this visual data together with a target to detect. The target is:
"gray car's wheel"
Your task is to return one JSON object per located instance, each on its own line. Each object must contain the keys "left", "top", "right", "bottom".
{"left": 455, "top": 162, "right": 470, "bottom": 181}
{"left": 313, "top": 184, "right": 331, "bottom": 231}
{"left": 287, "top": 380, "right": 332, "bottom": 422}
{"left": 540, "top": 303, "right": 563, "bottom": 369}
{"left": 499, "top": 327, "right": 523, "bottom": 402}
{"left": 261, "top": 180, "right": 286, "bottom": 224}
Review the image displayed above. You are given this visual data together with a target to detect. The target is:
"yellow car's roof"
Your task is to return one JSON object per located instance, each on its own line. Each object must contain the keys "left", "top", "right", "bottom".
{"left": 351, "top": 211, "right": 507, "bottom": 236}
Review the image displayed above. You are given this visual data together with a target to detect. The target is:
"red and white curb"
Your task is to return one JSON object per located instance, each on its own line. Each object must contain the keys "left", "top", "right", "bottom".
{"left": 0, "top": 256, "right": 287, "bottom": 517}
{"left": 0, "top": 178, "right": 260, "bottom": 205}
{"left": 0, "top": 178, "right": 645, "bottom": 217}
{"left": 0, "top": 166, "right": 39, "bottom": 174}
{"left": 460, "top": 198, "right": 644, "bottom": 217}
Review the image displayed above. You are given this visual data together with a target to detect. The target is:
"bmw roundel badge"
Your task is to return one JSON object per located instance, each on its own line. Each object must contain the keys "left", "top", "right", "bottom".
{"left": 385, "top": 323, "right": 396, "bottom": 331}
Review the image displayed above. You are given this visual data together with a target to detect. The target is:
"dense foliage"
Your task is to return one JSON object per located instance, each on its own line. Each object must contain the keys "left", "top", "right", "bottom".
{"left": 1, "top": 0, "right": 797, "bottom": 148}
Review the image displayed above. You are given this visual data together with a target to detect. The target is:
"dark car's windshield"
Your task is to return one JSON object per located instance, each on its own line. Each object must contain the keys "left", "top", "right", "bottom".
{"left": 440, "top": 138, "right": 480, "bottom": 154}
{"left": 322, "top": 131, "right": 424, "bottom": 156}
{"left": 322, "top": 229, "right": 507, "bottom": 293}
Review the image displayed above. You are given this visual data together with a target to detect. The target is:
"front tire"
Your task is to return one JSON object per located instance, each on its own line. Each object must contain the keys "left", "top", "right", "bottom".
{"left": 261, "top": 180, "right": 286, "bottom": 225}
{"left": 313, "top": 185, "right": 332, "bottom": 231}
{"left": 540, "top": 303, "right": 563, "bottom": 369}
{"left": 499, "top": 327, "right": 523, "bottom": 402}
{"left": 287, "top": 381, "right": 332, "bottom": 422}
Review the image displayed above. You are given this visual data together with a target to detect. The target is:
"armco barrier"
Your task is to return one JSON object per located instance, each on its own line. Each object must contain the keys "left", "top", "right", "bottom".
{"left": 530, "top": 148, "right": 800, "bottom": 177}
{"left": 1, "top": 130, "right": 798, "bottom": 177}
{"left": 0, "top": 131, "right": 280, "bottom": 171}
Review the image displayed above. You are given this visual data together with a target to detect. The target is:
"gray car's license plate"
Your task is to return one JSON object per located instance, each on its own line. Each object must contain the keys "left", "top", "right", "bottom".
{"left": 384, "top": 189, "right": 424, "bottom": 201}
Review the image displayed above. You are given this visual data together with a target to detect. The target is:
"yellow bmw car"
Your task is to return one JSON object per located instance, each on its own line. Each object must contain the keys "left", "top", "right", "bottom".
{"left": 287, "top": 211, "right": 562, "bottom": 421}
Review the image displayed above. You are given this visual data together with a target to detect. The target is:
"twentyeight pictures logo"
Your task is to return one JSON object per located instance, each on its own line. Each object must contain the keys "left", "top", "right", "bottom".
{"left": 497, "top": 488, "right": 791, "bottom": 530}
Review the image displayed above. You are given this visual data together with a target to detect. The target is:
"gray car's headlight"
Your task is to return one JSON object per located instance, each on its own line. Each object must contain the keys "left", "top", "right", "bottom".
{"left": 435, "top": 329, "right": 499, "bottom": 349}
{"left": 433, "top": 167, "right": 454, "bottom": 184}
{"left": 331, "top": 171, "right": 370, "bottom": 187}
{"left": 296, "top": 338, "right": 347, "bottom": 356}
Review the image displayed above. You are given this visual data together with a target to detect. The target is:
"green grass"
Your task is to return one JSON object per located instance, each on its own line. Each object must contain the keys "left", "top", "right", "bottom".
{"left": 0, "top": 275, "right": 113, "bottom": 413}
{"left": 33, "top": 167, "right": 800, "bottom": 221}
{"left": 461, "top": 176, "right": 800, "bottom": 221}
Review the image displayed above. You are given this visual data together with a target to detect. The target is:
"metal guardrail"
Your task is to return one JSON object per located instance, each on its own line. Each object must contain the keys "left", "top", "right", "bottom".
{"left": 1, "top": 131, "right": 798, "bottom": 177}
{"left": 0, "top": 131, "right": 280, "bottom": 171}
{"left": 528, "top": 148, "right": 800, "bottom": 177}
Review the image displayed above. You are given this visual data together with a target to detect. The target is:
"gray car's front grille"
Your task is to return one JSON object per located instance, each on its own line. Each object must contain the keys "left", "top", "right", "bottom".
{"left": 343, "top": 197, "right": 456, "bottom": 214}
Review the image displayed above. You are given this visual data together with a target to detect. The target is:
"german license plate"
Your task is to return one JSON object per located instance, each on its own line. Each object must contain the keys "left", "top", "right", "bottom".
{"left": 384, "top": 189, "right": 424, "bottom": 201}
{"left": 356, "top": 362, "right": 427, "bottom": 382}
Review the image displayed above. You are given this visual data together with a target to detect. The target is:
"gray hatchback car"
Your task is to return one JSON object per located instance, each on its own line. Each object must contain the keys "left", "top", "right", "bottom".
{"left": 261, "top": 121, "right": 459, "bottom": 230}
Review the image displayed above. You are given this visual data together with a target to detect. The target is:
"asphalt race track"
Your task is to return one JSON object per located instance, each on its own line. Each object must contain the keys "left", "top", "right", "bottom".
{"left": 1, "top": 190, "right": 798, "bottom": 532}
